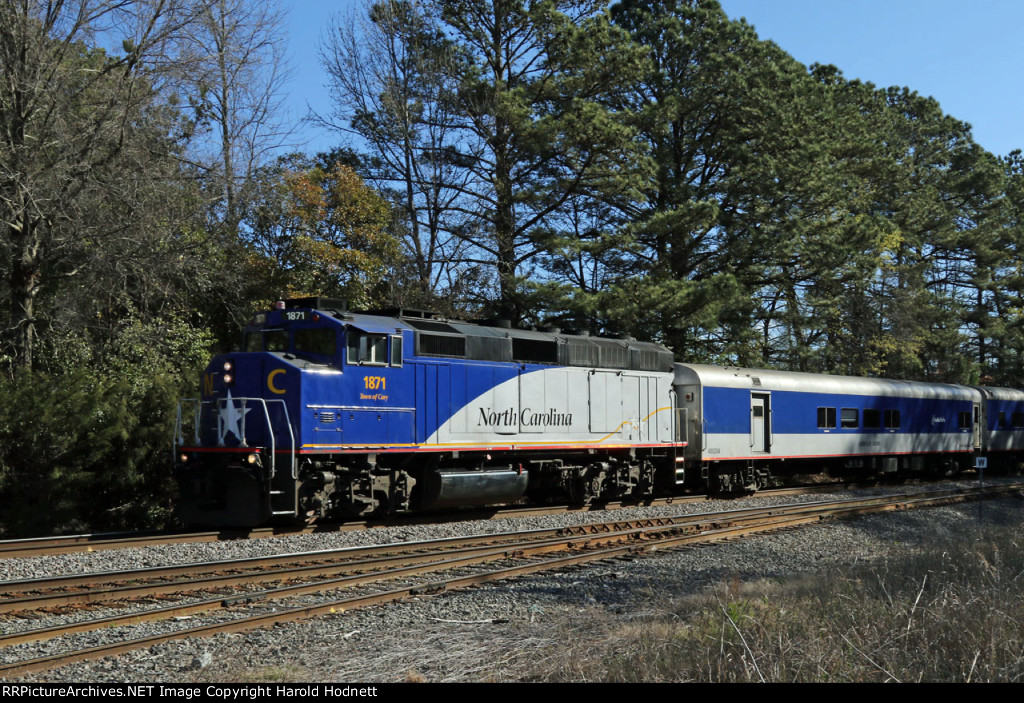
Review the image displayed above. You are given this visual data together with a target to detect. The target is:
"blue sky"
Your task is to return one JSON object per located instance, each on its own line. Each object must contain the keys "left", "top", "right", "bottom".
{"left": 282, "top": 0, "right": 1023, "bottom": 158}
{"left": 721, "top": 0, "right": 1023, "bottom": 158}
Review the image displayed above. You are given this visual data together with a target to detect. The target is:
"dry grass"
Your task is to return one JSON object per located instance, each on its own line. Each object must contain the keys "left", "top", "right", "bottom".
{"left": 530, "top": 524, "right": 1024, "bottom": 682}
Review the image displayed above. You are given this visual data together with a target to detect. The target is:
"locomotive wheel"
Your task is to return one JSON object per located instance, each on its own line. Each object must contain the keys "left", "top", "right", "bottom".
{"left": 567, "top": 467, "right": 592, "bottom": 506}
{"left": 567, "top": 475, "right": 589, "bottom": 506}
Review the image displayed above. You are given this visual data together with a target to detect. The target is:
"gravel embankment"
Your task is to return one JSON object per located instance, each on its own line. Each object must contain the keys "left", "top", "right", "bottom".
{"left": 3, "top": 480, "right": 1022, "bottom": 682}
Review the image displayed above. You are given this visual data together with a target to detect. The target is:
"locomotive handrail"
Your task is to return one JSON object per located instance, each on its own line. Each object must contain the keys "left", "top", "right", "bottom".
{"left": 174, "top": 397, "right": 297, "bottom": 480}
{"left": 173, "top": 398, "right": 202, "bottom": 464}
{"left": 217, "top": 397, "right": 295, "bottom": 481}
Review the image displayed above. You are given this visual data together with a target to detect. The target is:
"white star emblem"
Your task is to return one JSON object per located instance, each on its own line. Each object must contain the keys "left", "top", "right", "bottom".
{"left": 218, "top": 389, "right": 252, "bottom": 446}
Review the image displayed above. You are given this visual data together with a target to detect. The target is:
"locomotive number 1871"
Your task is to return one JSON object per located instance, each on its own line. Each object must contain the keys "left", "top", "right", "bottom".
{"left": 364, "top": 376, "right": 386, "bottom": 391}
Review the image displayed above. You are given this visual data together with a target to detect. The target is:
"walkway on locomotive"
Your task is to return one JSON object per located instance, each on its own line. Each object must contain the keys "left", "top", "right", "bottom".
{"left": 675, "top": 364, "right": 983, "bottom": 463}
{"left": 185, "top": 302, "right": 683, "bottom": 457}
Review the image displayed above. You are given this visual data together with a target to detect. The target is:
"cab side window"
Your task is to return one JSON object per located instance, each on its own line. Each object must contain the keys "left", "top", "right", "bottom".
{"left": 390, "top": 335, "right": 403, "bottom": 367}
{"left": 246, "top": 329, "right": 288, "bottom": 352}
{"left": 347, "top": 332, "right": 388, "bottom": 365}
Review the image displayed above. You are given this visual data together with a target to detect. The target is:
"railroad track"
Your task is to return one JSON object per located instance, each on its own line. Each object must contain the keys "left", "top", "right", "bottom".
{"left": 1, "top": 481, "right": 1019, "bottom": 679}
{"left": 0, "top": 479, "right": 890, "bottom": 560}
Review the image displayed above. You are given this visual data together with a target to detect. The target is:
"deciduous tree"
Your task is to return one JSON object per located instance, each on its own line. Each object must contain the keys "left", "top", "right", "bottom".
{"left": 246, "top": 157, "right": 404, "bottom": 309}
{"left": 179, "top": 0, "right": 293, "bottom": 237}
{"left": 0, "top": 0, "right": 199, "bottom": 371}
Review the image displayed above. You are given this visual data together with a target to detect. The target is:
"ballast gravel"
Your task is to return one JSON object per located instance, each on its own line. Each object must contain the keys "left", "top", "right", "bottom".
{"left": 2, "top": 479, "right": 1022, "bottom": 682}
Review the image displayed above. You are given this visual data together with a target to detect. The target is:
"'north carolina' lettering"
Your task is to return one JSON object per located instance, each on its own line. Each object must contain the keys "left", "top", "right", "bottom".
{"left": 477, "top": 407, "right": 573, "bottom": 428}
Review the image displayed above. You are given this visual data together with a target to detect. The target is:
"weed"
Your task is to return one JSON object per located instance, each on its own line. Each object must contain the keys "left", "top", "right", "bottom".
{"left": 530, "top": 521, "right": 1024, "bottom": 682}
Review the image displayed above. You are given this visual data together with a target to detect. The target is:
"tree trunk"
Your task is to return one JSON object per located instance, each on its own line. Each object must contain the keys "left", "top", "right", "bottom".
{"left": 8, "top": 218, "right": 40, "bottom": 371}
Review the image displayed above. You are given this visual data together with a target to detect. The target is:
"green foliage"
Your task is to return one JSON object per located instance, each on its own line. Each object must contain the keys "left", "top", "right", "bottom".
{"left": 547, "top": 0, "right": 818, "bottom": 360}
{"left": 0, "top": 310, "right": 214, "bottom": 536}
{"left": 0, "top": 367, "right": 180, "bottom": 537}
{"left": 329, "top": 0, "right": 649, "bottom": 321}
{"left": 0, "top": 3, "right": 198, "bottom": 371}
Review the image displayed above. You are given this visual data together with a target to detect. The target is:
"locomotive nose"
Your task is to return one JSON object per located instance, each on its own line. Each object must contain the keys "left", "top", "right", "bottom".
{"left": 196, "top": 354, "right": 279, "bottom": 449}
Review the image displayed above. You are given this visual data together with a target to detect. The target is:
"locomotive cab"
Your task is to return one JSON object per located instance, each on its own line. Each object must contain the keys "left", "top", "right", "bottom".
{"left": 174, "top": 298, "right": 418, "bottom": 525}
{"left": 174, "top": 299, "right": 343, "bottom": 525}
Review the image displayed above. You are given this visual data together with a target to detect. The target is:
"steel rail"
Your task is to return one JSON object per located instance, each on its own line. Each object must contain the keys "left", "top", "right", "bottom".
{"left": 0, "top": 482, "right": 1018, "bottom": 677}
{"left": 0, "top": 515, "right": 694, "bottom": 597}
{"left": 0, "top": 524, "right": 681, "bottom": 613}
{"left": 0, "top": 479, "right": 898, "bottom": 559}
{"left": 1, "top": 483, "right": 1015, "bottom": 606}
{"left": 0, "top": 512, "right": 828, "bottom": 675}
{"left": 0, "top": 483, "right": 991, "bottom": 600}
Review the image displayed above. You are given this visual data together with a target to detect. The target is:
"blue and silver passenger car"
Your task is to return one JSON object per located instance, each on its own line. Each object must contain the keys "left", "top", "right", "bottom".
{"left": 673, "top": 364, "right": 982, "bottom": 491}
{"left": 975, "top": 386, "right": 1024, "bottom": 469}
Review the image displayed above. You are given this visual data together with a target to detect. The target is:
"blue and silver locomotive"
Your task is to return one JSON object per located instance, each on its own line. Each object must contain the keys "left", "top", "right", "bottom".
{"left": 174, "top": 298, "right": 683, "bottom": 525}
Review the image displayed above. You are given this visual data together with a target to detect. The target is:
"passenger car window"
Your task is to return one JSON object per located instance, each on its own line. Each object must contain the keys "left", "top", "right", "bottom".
{"left": 863, "top": 409, "right": 881, "bottom": 429}
{"left": 884, "top": 409, "right": 900, "bottom": 429}
{"left": 841, "top": 408, "right": 858, "bottom": 428}
{"left": 817, "top": 407, "right": 836, "bottom": 429}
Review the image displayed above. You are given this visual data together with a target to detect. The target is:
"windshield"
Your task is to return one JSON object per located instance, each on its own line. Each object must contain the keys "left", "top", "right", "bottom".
{"left": 294, "top": 327, "right": 336, "bottom": 357}
{"left": 244, "top": 326, "right": 337, "bottom": 362}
